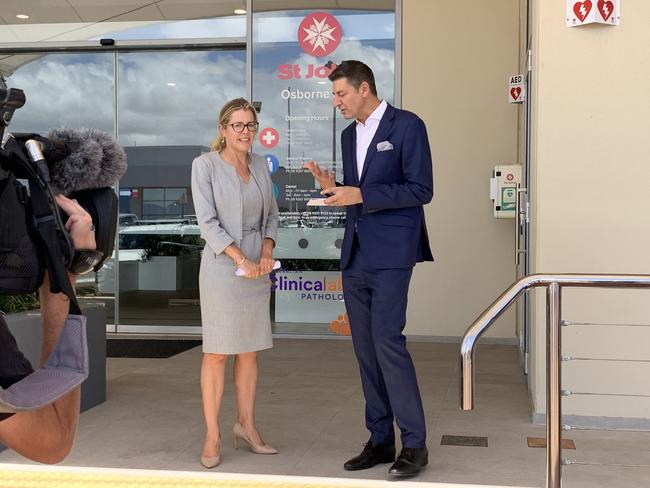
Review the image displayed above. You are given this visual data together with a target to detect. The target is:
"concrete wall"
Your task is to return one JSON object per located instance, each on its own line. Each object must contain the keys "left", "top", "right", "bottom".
{"left": 530, "top": 0, "right": 650, "bottom": 422}
{"left": 402, "top": 0, "right": 521, "bottom": 339}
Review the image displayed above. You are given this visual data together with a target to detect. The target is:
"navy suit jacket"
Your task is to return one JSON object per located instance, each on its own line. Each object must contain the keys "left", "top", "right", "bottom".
{"left": 340, "top": 103, "right": 434, "bottom": 270}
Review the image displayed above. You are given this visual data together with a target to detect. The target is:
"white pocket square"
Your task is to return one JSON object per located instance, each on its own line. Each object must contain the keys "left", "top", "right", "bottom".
{"left": 376, "top": 141, "right": 393, "bottom": 152}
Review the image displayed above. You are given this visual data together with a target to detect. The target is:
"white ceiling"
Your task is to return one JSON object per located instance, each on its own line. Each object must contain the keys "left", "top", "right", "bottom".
{"left": 0, "top": 0, "right": 393, "bottom": 25}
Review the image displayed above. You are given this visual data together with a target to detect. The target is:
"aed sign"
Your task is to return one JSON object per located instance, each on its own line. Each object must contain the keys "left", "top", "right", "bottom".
{"left": 566, "top": 0, "right": 620, "bottom": 27}
{"left": 508, "top": 74, "right": 525, "bottom": 104}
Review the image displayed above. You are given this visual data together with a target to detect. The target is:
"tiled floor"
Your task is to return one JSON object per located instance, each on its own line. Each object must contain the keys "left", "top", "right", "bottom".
{"left": 1, "top": 339, "right": 649, "bottom": 487}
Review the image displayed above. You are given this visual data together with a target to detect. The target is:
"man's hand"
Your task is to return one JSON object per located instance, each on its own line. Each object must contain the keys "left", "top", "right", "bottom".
{"left": 322, "top": 186, "right": 363, "bottom": 206}
{"left": 54, "top": 195, "right": 96, "bottom": 250}
{"left": 304, "top": 160, "right": 335, "bottom": 190}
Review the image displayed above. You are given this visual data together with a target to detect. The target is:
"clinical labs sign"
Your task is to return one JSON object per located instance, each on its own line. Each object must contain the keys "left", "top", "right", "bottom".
{"left": 508, "top": 74, "right": 526, "bottom": 104}
{"left": 274, "top": 271, "right": 346, "bottom": 323}
{"left": 566, "top": 0, "right": 620, "bottom": 26}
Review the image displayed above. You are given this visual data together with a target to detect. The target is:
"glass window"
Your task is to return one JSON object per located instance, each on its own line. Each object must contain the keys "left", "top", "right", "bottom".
{"left": 143, "top": 189, "right": 165, "bottom": 200}
{"left": 117, "top": 49, "right": 246, "bottom": 147}
{"left": 143, "top": 201, "right": 165, "bottom": 218}
{"left": 4, "top": 51, "right": 117, "bottom": 325}
{"left": 2, "top": 46, "right": 245, "bottom": 331}
{"left": 1, "top": 2, "right": 398, "bottom": 337}
{"left": 117, "top": 48, "right": 245, "bottom": 329}
{"left": 6, "top": 53, "right": 114, "bottom": 134}
{"left": 141, "top": 188, "right": 189, "bottom": 219}
{"left": 164, "top": 188, "right": 187, "bottom": 201}
{"left": 251, "top": 5, "right": 396, "bottom": 336}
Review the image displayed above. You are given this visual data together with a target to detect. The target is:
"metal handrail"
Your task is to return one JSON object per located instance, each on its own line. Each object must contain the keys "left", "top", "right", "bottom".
{"left": 459, "top": 273, "right": 650, "bottom": 488}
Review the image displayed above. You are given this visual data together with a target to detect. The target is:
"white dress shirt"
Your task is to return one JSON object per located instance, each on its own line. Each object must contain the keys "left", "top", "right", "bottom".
{"left": 355, "top": 100, "right": 387, "bottom": 180}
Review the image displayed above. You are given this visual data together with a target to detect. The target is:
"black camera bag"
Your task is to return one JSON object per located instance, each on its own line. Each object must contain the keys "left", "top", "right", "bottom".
{"left": 0, "top": 137, "right": 76, "bottom": 302}
{"left": 0, "top": 165, "right": 44, "bottom": 294}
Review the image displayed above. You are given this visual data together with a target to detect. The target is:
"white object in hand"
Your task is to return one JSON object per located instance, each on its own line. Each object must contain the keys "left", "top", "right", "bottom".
{"left": 306, "top": 198, "right": 329, "bottom": 206}
{"left": 235, "top": 260, "right": 281, "bottom": 276}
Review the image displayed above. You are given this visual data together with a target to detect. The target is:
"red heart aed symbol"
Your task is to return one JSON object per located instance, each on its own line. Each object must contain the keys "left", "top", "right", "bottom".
{"left": 510, "top": 87, "right": 521, "bottom": 101}
{"left": 597, "top": 0, "right": 614, "bottom": 21}
{"left": 573, "top": 0, "right": 592, "bottom": 22}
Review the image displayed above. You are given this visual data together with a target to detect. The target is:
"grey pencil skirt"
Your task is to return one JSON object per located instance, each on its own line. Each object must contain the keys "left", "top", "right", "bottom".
{"left": 199, "top": 235, "right": 273, "bottom": 355}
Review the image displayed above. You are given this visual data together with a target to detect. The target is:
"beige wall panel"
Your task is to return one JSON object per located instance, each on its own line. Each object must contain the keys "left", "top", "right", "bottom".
{"left": 402, "top": 0, "right": 520, "bottom": 338}
{"left": 530, "top": 0, "right": 650, "bottom": 419}
{"left": 562, "top": 396, "right": 650, "bottom": 419}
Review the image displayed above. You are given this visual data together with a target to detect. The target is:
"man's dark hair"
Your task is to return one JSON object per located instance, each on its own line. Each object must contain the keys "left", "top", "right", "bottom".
{"left": 328, "top": 60, "right": 377, "bottom": 96}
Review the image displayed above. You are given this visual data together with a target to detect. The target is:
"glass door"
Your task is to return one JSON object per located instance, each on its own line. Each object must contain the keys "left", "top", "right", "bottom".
{"left": 5, "top": 51, "right": 117, "bottom": 330}
{"left": 251, "top": 4, "right": 397, "bottom": 336}
{"left": 115, "top": 48, "right": 246, "bottom": 332}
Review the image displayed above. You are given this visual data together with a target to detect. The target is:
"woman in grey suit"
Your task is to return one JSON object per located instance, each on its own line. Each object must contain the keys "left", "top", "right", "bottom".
{"left": 191, "top": 98, "right": 279, "bottom": 468}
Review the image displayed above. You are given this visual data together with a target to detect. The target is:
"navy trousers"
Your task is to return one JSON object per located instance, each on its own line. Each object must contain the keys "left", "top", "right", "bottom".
{"left": 342, "top": 240, "right": 426, "bottom": 448}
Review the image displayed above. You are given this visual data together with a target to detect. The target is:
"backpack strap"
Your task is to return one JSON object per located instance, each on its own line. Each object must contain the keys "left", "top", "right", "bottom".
{"left": 2, "top": 137, "right": 81, "bottom": 315}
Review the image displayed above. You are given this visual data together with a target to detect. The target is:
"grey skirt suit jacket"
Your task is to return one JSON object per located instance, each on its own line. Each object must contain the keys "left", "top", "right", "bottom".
{"left": 191, "top": 152, "right": 279, "bottom": 354}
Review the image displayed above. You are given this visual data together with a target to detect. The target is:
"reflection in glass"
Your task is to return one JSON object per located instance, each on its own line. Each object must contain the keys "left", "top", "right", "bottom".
{"left": 1, "top": 4, "right": 396, "bottom": 336}
{"left": 251, "top": 7, "right": 395, "bottom": 335}
{"left": 117, "top": 49, "right": 245, "bottom": 328}
{"left": 6, "top": 53, "right": 114, "bottom": 135}
{"left": 143, "top": 189, "right": 165, "bottom": 200}
{"left": 5, "top": 52, "right": 116, "bottom": 325}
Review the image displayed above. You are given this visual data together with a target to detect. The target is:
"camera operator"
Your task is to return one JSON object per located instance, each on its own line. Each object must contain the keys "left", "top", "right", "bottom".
{"left": 0, "top": 194, "right": 95, "bottom": 464}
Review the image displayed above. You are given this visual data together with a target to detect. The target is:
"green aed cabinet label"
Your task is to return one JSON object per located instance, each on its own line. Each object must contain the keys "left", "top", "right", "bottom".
{"left": 501, "top": 186, "right": 517, "bottom": 211}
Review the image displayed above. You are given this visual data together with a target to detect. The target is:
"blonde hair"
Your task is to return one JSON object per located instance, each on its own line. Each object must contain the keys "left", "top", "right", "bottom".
{"left": 210, "top": 98, "right": 258, "bottom": 152}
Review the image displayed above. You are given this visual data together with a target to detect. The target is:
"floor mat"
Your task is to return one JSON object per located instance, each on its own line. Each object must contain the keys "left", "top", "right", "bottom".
{"left": 106, "top": 339, "right": 201, "bottom": 358}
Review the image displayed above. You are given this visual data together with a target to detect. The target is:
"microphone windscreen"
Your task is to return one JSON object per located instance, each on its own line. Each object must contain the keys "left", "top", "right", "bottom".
{"left": 45, "top": 128, "right": 127, "bottom": 194}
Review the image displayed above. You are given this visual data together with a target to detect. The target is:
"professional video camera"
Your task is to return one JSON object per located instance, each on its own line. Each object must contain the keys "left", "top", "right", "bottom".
{"left": 0, "top": 79, "right": 126, "bottom": 414}
{"left": 0, "top": 79, "right": 126, "bottom": 299}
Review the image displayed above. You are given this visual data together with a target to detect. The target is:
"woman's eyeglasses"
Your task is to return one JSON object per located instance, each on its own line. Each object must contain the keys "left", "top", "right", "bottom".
{"left": 230, "top": 122, "right": 259, "bottom": 133}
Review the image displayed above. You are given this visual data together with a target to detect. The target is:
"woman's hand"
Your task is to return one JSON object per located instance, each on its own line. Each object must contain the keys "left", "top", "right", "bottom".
{"left": 259, "top": 238, "right": 276, "bottom": 276}
{"left": 259, "top": 253, "right": 275, "bottom": 275}
{"left": 239, "top": 257, "right": 261, "bottom": 279}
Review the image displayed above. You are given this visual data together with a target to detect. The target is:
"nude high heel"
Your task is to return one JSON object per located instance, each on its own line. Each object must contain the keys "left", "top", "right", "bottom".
{"left": 200, "top": 434, "right": 221, "bottom": 468}
{"left": 233, "top": 422, "right": 278, "bottom": 455}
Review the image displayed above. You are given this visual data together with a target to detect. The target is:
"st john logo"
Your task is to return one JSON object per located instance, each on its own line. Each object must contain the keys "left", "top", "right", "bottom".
{"left": 298, "top": 12, "right": 342, "bottom": 57}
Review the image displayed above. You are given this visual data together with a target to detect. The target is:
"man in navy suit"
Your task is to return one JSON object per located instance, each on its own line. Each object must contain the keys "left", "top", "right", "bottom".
{"left": 305, "top": 60, "right": 433, "bottom": 477}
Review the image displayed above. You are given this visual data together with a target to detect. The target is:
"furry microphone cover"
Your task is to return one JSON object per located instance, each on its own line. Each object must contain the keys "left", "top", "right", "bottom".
{"left": 45, "top": 128, "right": 127, "bottom": 194}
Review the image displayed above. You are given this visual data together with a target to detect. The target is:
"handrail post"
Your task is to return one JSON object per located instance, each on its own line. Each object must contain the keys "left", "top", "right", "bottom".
{"left": 547, "top": 282, "right": 562, "bottom": 488}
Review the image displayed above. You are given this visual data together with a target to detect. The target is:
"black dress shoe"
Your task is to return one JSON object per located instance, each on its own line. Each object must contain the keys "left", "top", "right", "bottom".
{"left": 344, "top": 441, "right": 396, "bottom": 471}
{"left": 388, "top": 446, "right": 428, "bottom": 477}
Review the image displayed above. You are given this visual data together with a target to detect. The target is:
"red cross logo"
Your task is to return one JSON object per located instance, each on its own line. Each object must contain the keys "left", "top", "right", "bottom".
{"left": 259, "top": 127, "right": 279, "bottom": 149}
